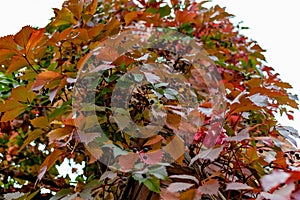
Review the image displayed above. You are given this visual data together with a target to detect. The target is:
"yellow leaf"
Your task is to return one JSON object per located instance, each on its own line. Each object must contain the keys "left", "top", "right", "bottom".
{"left": 50, "top": 7, "right": 75, "bottom": 27}
{"left": 48, "top": 127, "right": 73, "bottom": 144}
{"left": 31, "top": 116, "right": 49, "bottom": 129}
{"left": 0, "top": 100, "right": 24, "bottom": 112}
{"left": 1, "top": 106, "right": 26, "bottom": 122}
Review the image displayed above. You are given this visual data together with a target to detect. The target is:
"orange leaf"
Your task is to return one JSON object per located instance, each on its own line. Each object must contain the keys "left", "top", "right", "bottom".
{"left": 124, "top": 11, "right": 139, "bottom": 26}
{"left": 7, "top": 55, "right": 28, "bottom": 73}
{"left": 85, "top": 0, "right": 98, "bottom": 15}
{"left": 14, "top": 26, "right": 34, "bottom": 50}
{"left": 38, "top": 149, "right": 64, "bottom": 181}
{"left": 0, "top": 35, "right": 18, "bottom": 51}
{"left": 32, "top": 71, "right": 63, "bottom": 90}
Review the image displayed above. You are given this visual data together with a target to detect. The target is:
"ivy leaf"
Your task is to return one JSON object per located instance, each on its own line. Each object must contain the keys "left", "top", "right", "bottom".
{"left": 32, "top": 70, "right": 63, "bottom": 91}
{"left": 118, "top": 152, "right": 139, "bottom": 171}
{"left": 261, "top": 170, "right": 290, "bottom": 192}
{"left": 197, "top": 179, "right": 220, "bottom": 196}
{"left": 19, "top": 129, "right": 44, "bottom": 151}
{"left": 224, "top": 127, "right": 250, "bottom": 142}
{"left": 143, "top": 177, "right": 161, "bottom": 193}
{"left": 169, "top": 174, "right": 199, "bottom": 184}
{"left": 190, "top": 145, "right": 224, "bottom": 165}
{"left": 248, "top": 93, "right": 269, "bottom": 107}
{"left": 167, "top": 182, "right": 194, "bottom": 193}
{"left": 158, "top": 5, "right": 171, "bottom": 18}
{"left": 37, "top": 149, "right": 64, "bottom": 181}
{"left": 226, "top": 182, "right": 253, "bottom": 191}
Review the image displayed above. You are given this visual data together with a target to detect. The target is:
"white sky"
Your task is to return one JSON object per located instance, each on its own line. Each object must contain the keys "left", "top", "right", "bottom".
{"left": 0, "top": 0, "right": 299, "bottom": 131}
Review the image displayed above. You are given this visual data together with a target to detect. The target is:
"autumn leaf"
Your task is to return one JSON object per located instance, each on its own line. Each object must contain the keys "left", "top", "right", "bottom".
{"left": 260, "top": 170, "right": 290, "bottom": 192}
{"left": 167, "top": 182, "right": 194, "bottom": 193}
{"left": 226, "top": 182, "right": 253, "bottom": 191}
{"left": 32, "top": 70, "right": 63, "bottom": 90}
{"left": 48, "top": 127, "right": 73, "bottom": 144}
{"left": 190, "top": 145, "right": 224, "bottom": 165}
{"left": 224, "top": 127, "right": 250, "bottom": 142}
{"left": 37, "top": 149, "right": 64, "bottom": 181}
{"left": 197, "top": 179, "right": 220, "bottom": 196}
{"left": 118, "top": 152, "right": 139, "bottom": 171}
{"left": 19, "top": 129, "right": 44, "bottom": 151}
{"left": 139, "top": 149, "right": 163, "bottom": 165}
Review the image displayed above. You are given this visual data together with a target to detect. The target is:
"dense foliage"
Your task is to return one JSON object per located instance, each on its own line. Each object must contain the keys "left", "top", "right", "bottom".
{"left": 0, "top": 0, "right": 299, "bottom": 199}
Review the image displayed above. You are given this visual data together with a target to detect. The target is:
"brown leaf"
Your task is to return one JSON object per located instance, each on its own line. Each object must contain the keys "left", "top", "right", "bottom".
{"left": 14, "top": 26, "right": 34, "bottom": 50}
{"left": 164, "top": 135, "right": 185, "bottom": 163}
{"left": 48, "top": 127, "right": 73, "bottom": 144}
{"left": 197, "top": 179, "right": 220, "bottom": 196}
{"left": 0, "top": 106, "right": 26, "bottom": 122}
{"left": 19, "top": 129, "right": 44, "bottom": 151}
{"left": 31, "top": 116, "right": 49, "bottom": 129}
{"left": 139, "top": 149, "right": 163, "bottom": 165}
{"left": 190, "top": 145, "right": 224, "bottom": 165}
{"left": 169, "top": 175, "right": 199, "bottom": 184}
{"left": 124, "top": 11, "right": 139, "bottom": 25}
{"left": 38, "top": 149, "right": 64, "bottom": 181}
{"left": 167, "top": 182, "right": 194, "bottom": 193}
{"left": 32, "top": 70, "right": 63, "bottom": 90}
{"left": 226, "top": 182, "right": 253, "bottom": 191}
{"left": 143, "top": 135, "right": 164, "bottom": 146}
{"left": 118, "top": 152, "right": 139, "bottom": 171}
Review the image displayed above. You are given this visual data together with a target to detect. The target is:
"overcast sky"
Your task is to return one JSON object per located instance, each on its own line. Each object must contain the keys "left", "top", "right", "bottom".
{"left": 0, "top": 0, "right": 299, "bottom": 132}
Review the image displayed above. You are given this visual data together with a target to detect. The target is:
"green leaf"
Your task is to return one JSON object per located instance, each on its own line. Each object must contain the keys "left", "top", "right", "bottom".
{"left": 133, "top": 73, "right": 144, "bottom": 82}
{"left": 148, "top": 166, "right": 168, "bottom": 180}
{"left": 143, "top": 177, "right": 161, "bottom": 193}
{"left": 158, "top": 5, "right": 171, "bottom": 18}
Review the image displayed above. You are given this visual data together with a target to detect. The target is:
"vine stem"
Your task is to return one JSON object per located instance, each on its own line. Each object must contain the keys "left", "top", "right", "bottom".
{"left": 23, "top": 55, "right": 39, "bottom": 74}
